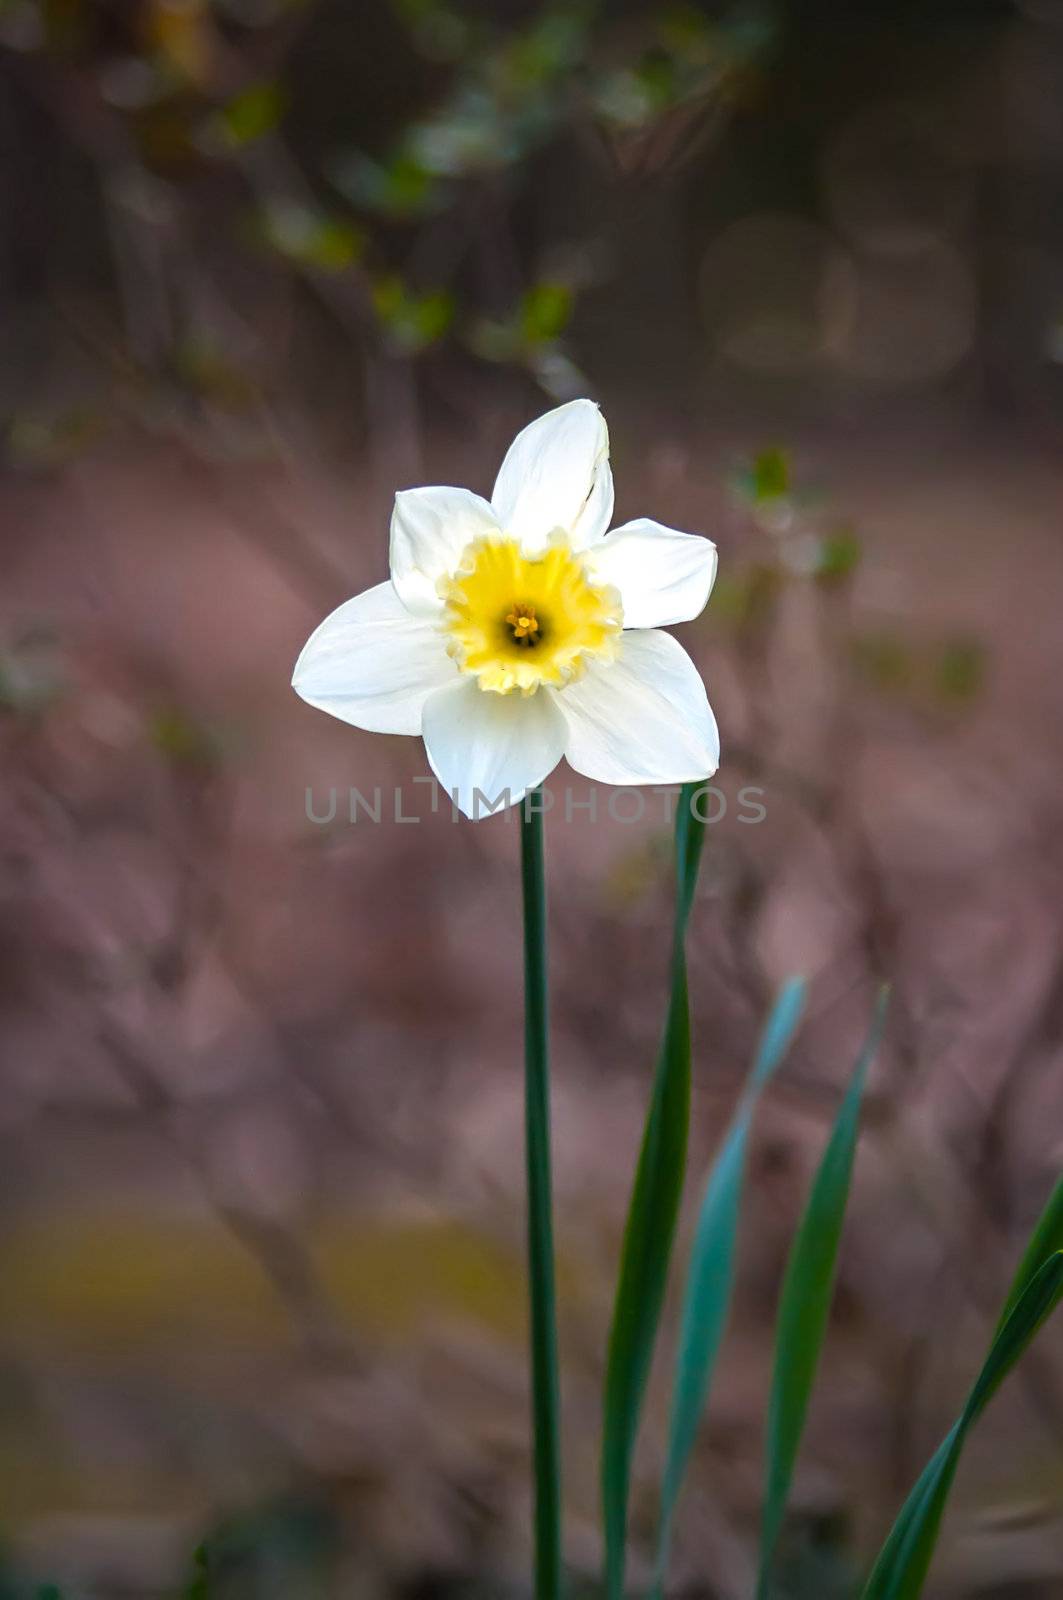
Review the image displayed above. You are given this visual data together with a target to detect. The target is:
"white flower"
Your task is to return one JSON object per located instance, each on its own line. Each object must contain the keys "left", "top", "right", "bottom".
{"left": 292, "top": 399, "right": 720, "bottom": 819}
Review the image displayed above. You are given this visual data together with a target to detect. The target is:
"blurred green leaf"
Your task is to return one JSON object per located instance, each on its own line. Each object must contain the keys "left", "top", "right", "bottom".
{"left": 590, "top": 0, "right": 764, "bottom": 136}
{"left": 259, "top": 202, "right": 362, "bottom": 271}
{"left": 601, "top": 784, "right": 707, "bottom": 1600}
{"left": 330, "top": 150, "right": 440, "bottom": 218}
{"left": 850, "top": 634, "right": 913, "bottom": 693}
{"left": 6, "top": 409, "right": 101, "bottom": 470}
{"left": 372, "top": 276, "right": 454, "bottom": 352}
{"left": 756, "top": 991, "right": 888, "bottom": 1599}
{"left": 752, "top": 446, "right": 790, "bottom": 501}
{"left": 175, "top": 337, "right": 257, "bottom": 409}
{"left": 592, "top": 67, "right": 664, "bottom": 131}
{"left": 861, "top": 1250, "right": 1063, "bottom": 1600}
{"left": 184, "top": 1543, "right": 208, "bottom": 1600}
{"left": 935, "top": 637, "right": 985, "bottom": 703}
{"left": 501, "top": 8, "right": 588, "bottom": 88}
{"left": 216, "top": 80, "right": 286, "bottom": 147}
{"left": 603, "top": 832, "right": 674, "bottom": 909}
{"left": 520, "top": 282, "right": 573, "bottom": 345}
{"left": 407, "top": 90, "right": 509, "bottom": 176}
{"left": 653, "top": 978, "right": 808, "bottom": 1597}
{"left": 467, "top": 316, "right": 521, "bottom": 364}
{"left": 708, "top": 563, "right": 782, "bottom": 630}
{"left": 188, "top": 1499, "right": 339, "bottom": 1600}
{"left": 149, "top": 707, "right": 221, "bottom": 769}
{"left": 816, "top": 526, "right": 862, "bottom": 583}
{"left": 852, "top": 632, "right": 986, "bottom": 707}
{"left": 658, "top": 2, "right": 716, "bottom": 60}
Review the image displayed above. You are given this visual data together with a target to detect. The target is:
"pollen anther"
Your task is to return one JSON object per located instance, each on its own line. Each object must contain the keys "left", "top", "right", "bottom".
{"left": 506, "top": 605, "right": 541, "bottom": 646}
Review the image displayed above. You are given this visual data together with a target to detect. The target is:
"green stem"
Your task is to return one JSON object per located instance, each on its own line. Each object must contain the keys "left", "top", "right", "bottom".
{"left": 520, "top": 790, "right": 562, "bottom": 1600}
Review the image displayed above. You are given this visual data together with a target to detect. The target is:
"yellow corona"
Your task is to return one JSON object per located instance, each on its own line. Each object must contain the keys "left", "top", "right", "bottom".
{"left": 440, "top": 535, "right": 623, "bottom": 695}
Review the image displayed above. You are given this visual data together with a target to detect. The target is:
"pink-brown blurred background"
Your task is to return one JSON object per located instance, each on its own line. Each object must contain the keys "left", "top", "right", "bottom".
{"left": 3, "top": 1, "right": 1063, "bottom": 1596}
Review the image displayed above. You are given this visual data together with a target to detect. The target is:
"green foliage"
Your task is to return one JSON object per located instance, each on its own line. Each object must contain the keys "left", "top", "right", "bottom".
{"left": 707, "top": 563, "right": 782, "bottom": 629}
{"left": 149, "top": 707, "right": 223, "bottom": 770}
{"left": 995, "top": 1173, "right": 1063, "bottom": 1334}
{"left": 600, "top": 787, "right": 707, "bottom": 1600}
{"left": 735, "top": 446, "right": 791, "bottom": 507}
{"left": 521, "top": 283, "right": 574, "bottom": 346}
{"left": 934, "top": 637, "right": 985, "bottom": 703}
{"left": 654, "top": 978, "right": 808, "bottom": 1597}
{"left": 185, "top": 1543, "right": 209, "bottom": 1600}
{"left": 732, "top": 449, "right": 866, "bottom": 593}
{"left": 216, "top": 81, "right": 286, "bottom": 148}
{"left": 851, "top": 632, "right": 988, "bottom": 708}
{"left": 6, "top": 409, "right": 101, "bottom": 470}
{"left": 756, "top": 992, "right": 889, "bottom": 1598}
{"left": 258, "top": 201, "right": 362, "bottom": 272}
{"left": 372, "top": 277, "right": 455, "bottom": 352}
{"left": 331, "top": 150, "right": 440, "bottom": 219}
{"left": 816, "top": 526, "right": 862, "bottom": 583}
{"left": 591, "top": 1, "right": 770, "bottom": 132}
{"left": 378, "top": 6, "right": 591, "bottom": 192}
{"left": 174, "top": 336, "right": 258, "bottom": 411}
{"left": 850, "top": 633, "right": 914, "bottom": 694}
{"left": 470, "top": 282, "right": 575, "bottom": 370}
{"left": 861, "top": 1251, "right": 1063, "bottom": 1600}
{"left": 184, "top": 1500, "right": 339, "bottom": 1600}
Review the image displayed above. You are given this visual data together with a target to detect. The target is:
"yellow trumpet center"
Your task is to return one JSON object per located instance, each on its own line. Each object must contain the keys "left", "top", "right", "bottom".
{"left": 440, "top": 535, "right": 622, "bottom": 695}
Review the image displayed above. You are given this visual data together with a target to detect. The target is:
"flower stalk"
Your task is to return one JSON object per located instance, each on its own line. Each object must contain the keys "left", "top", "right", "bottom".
{"left": 520, "top": 791, "right": 562, "bottom": 1600}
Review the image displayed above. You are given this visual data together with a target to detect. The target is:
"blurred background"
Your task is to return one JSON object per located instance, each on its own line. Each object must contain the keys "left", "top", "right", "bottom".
{"left": 4, "top": 0, "right": 1063, "bottom": 1595}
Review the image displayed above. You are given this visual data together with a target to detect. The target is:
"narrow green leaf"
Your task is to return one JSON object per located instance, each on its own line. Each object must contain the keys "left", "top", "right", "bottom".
{"left": 861, "top": 1251, "right": 1063, "bottom": 1600}
{"left": 600, "top": 783, "right": 706, "bottom": 1600}
{"left": 653, "top": 977, "right": 808, "bottom": 1596}
{"left": 756, "top": 990, "right": 889, "bottom": 1599}
{"left": 185, "top": 1543, "right": 209, "bottom": 1600}
{"left": 996, "top": 1172, "right": 1063, "bottom": 1333}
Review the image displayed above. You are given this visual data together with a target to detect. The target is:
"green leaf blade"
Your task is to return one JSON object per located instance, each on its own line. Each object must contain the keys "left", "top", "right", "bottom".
{"left": 861, "top": 1251, "right": 1063, "bottom": 1600}
{"left": 653, "top": 978, "right": 808, "bottom": 1596}
{"left": 996, "top": 1172, "right": 1063, "bottom": 1334}
{"left": 756, "top": 990, "right": 889, "bottom": 1599}
{"left": 600, "top": 783, "right": 705, "bottom": 1600}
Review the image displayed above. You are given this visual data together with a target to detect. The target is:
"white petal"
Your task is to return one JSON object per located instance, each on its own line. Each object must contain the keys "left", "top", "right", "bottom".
{"left": 390, "top": 486, "right": 501, "bottom": 616}
{"left": 292, "top": 581, "right": 456, "bottom": 735}
{"left": 491, "top": 399, "right": 614, "bottom": 553}
{"left": 422, "top": 679, "right": 567, "bottom": 820}
{"left": 554, "top": 630, "right": 719, "bottom": 786}
{"left": 587, "top": 519, "right": 718, "bottom": 629}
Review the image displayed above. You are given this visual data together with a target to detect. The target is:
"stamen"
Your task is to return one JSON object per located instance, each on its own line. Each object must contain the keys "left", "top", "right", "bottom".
{"left": 506, "top": 605, "right": 541, "bottom": 647}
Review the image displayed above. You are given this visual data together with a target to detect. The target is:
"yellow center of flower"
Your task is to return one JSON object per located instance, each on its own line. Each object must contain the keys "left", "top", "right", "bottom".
{"left": 440, "top": 535, "right": 622, "bottom": 695}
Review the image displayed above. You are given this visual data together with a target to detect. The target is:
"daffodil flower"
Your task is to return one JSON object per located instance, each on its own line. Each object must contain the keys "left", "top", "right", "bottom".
{"left": 292, "top": 399, "right": 720, "bottom": 817}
